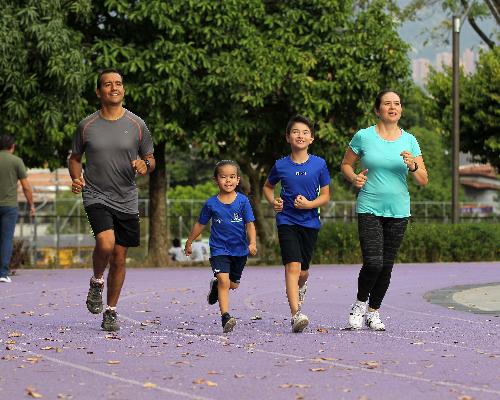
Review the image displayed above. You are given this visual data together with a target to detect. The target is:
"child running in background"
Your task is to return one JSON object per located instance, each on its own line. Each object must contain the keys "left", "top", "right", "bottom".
{"left": 263, "top": 115, "right": 330, "bottom": 333}
{"left": 185, "top": 160, "right": 257, "bottom": 333}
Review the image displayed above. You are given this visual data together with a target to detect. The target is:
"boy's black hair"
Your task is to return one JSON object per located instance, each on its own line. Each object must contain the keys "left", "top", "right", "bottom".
{"left": 285, "top": 115, "right": 314, "bottom": 137}
{"left": 96, "top": 68, "right": 124, "bottom": 89}
{"left": 374, "top": 89, "right": 403, "bottom": 111}
{"left": 0, "top": 134, "right": 15, "bottom": 150}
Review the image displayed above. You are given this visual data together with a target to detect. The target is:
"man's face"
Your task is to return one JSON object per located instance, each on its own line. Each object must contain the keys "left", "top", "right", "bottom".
{"left": 96, "top": 73, "right": 125, "bottom": 105}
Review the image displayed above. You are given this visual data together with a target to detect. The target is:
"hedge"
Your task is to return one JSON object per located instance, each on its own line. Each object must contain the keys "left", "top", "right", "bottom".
{"left": 313, "top": 222, "right": 500, "bottom": 264}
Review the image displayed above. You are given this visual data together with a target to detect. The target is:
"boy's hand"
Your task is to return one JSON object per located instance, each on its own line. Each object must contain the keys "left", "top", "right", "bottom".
{"left": 273, "top": 197, "right": 283, "bottom": 212}
{"left": 184, "top": 241, "right": 192, "bottom": 256}
{"left": 294, "top": 194, "right": 310, "bottom": 209}
{"left": 248, "top": 243, "right": 257, "bottom": 256}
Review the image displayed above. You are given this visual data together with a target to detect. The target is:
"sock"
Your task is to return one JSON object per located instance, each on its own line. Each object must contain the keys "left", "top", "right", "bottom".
{"left": 106, "top": 306, "right": 116, "bottom": 312}
{"left": 91, "top": 276, "right": 104, "bottom": 285}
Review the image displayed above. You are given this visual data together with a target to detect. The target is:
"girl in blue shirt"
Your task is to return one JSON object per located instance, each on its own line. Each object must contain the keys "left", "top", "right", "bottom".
{"left": 185, "top": 160, "right": 257, "bottom": 333}
{"left": 341, "top": 90, "right": 428, "bottom": 331}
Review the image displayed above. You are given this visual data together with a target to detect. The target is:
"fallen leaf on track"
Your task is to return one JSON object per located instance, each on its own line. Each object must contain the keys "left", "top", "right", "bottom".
{"left": 360, "top": 361, "right": 379, "bottom": 369}
{"left": 107, "top": 360, "right": 120, "bottom": 365}
{"left": 193, "top": 379, "right": 217, "bottom": 387}
{"left": 309, "top": 368, "right": 326, "bottom": 372}
{"left": 8, "top": 332, "right": 22, "bottom": 337}
{"left": 26, "top": 388, "right": 43, "bottom": 398}
{"left": 143, "top": 382, "right": 157, "bottom": 388}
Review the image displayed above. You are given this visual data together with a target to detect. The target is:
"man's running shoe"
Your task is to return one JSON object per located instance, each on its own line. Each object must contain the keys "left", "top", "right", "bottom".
{"left": 86, "top": 279, "right": 104, "bottom": 314}
{"left": 101, "top": 309, "right": 120, "bottom": 332}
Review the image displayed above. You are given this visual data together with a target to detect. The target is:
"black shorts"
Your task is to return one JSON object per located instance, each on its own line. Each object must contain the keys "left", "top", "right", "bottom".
{"left": 85, "top": 203, "right": 140, "bottom": 248}
{"left": 210, "top": 255, "right": 247, "bottom": 284}
{"left": 277, "top": 224, "right": 319, "bottom": 271}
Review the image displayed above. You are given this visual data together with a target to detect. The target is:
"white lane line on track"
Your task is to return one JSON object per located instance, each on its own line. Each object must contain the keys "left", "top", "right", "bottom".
{"left": 122, "top": 315, "right": 500, "bottom": 397}
{"left": 383, "top": 303, "right": 490, "bottom": 324}
{"left": 11, "top": 345, "right": 214, "bottom": 400}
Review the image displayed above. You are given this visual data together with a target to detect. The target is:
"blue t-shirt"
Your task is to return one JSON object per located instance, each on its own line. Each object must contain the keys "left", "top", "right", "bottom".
{"left": 198, "top": 193, "right": 255, "bottom": 257}
{"left": 349, "top": 125, "right": 422, "bottom": 217}
{"left": 267, "top": 154, "right": 331, "bottom": 229}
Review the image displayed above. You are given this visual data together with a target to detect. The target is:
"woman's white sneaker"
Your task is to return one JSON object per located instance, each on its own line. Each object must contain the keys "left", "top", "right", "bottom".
{"left": 365, "top": 310, "right": 386, "bottom": 331}
{"left": 291, "top": 311, "right": 309, "bottom": 333}
{"left": 348, "top": 300, "right": 366, "bottom": 329}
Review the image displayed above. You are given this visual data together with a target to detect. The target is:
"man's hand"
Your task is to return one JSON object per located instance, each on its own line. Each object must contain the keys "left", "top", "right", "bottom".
{"left": 71, "top": 176, "right": 85, "bottom": 194}
{"left": 132, "top": 159, "right": 148, "bottom": 175}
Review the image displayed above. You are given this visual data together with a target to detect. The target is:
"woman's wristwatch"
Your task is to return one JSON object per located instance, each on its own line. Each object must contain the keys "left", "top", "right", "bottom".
{"left": 409, "top": 161, "right": 418, "bottom": 172}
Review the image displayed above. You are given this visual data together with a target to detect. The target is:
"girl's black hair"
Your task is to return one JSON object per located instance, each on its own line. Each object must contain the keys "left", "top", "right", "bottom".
{"left": 374, "top": 89, "right": 403, "bottom": 111}
{"left": 213, "top": 160, "right": 241, "bottom": 178}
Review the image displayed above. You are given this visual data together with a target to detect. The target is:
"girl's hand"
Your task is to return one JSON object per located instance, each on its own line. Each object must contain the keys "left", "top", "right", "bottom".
{"left": 248, "top": 243, "right": 257, "bottom": 256}
{"left": 273, "top": 198, "right": 283, "bottom": 212}
{"left": 294, "top": 194, "right": 310, "bottom": 209}
{"left": 184, "top": 241, "right": 192, "bottom": 256}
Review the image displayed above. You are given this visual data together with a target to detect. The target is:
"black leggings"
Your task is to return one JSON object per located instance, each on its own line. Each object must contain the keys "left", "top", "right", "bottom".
{"left": 356, "top": 213, "right": 408, "bottom": 310}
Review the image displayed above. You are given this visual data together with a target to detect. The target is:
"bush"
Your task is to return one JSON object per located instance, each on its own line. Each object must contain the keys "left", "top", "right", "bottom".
{"left": 313, "top": 222, "right": 499, "bottom": 264}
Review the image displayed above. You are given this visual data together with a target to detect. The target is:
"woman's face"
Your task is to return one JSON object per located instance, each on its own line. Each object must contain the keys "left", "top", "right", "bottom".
{"left": 376, "top": 92, "right": 402, "bottom": 123}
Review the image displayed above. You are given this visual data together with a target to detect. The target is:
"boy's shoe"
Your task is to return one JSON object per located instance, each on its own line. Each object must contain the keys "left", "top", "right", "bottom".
{"left": 221, "top": 313, "right": 236, "bottom": 333}
{"left": 348, "top": 300, "right": 366, "bottom": 329}
{"left": 101, "top": 309, "right": 120, "bottom": 332}
{"left": 0, "top": 276, "right": 12, "bottom": 283}
{"left": 365, "top": 310, "right": 386, "bottom": 331}
{"left": 298, "top": 281, "right": 308, "bottom": 306}
{"left": 291, "top": 311, "right": 309, "bottom": 333}
{"left": 207, "top": 277, "right": 218, "bottom": 305}
{"left": 86, "top": 279, "right": 104, "bottom": 314}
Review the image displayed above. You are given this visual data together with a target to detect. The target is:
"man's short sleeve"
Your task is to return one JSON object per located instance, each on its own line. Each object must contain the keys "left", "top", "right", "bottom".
{"left": 16, "top": 158, "right": 27, "bottom": 180}
{"left": 139, "top": 122, "right": 154, "bottom": 157}
{"left": 72, "top": 124, "right": 84, "bottom": 155}
{"left": 198, "top": 201, "right": 212, "bottom": 225}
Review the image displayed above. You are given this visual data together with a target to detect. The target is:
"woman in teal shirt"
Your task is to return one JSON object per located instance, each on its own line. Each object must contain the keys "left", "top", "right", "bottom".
{"left": 341, "top": 90, "right": 428, "bottom": 331}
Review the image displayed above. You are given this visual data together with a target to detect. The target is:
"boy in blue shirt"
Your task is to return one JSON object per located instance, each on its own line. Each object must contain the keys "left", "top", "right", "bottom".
{"left": 263, "top": 115, "right": 331, "bottom": 333}
{"left": 185, "top": 160, "right": 257, "bottom": 333}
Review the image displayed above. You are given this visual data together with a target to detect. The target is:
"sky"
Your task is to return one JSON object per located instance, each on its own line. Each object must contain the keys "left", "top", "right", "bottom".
{"left": 397, "top": 1, "right": 497, "bottom": 63}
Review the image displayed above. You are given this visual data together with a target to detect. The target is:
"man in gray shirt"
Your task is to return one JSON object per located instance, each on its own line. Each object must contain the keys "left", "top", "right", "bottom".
{"left": 68, "top": 68, "right": 155, "bottom": 332}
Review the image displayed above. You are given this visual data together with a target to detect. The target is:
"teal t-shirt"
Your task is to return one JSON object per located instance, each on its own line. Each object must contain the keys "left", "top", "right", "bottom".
{"left": 349, "top": 126, "right": 422, "bottom": 217}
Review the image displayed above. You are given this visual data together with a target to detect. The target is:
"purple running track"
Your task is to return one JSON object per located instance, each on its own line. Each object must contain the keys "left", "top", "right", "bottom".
{"left": 1, "top": 262, "right": 499, "bottom": 400}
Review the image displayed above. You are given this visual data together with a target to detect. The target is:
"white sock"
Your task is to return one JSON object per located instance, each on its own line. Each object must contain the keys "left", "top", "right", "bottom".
{"left": 106, "top": 306, "right": 116, "bottom": 311}
{"left": 91, "top": 276, "right": 104, "bottom": 285}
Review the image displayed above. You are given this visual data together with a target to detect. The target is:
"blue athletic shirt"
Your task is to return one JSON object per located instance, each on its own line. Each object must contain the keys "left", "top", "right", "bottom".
{"left": 198, "top": 193, "right": 255, "bottom": 257}
{"left": 349, "top": 125, "right": 422, "bottom": 218}
{"left": 267, "top": 154, "right": 331, "bottom": 229}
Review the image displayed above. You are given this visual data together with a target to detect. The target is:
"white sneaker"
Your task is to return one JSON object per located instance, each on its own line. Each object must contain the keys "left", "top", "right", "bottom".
{"left": 291, "top": 311, "right": 309, "bottom": 333}
{"left": 348, "top": 300, "right": 366, "bottom": 329}
{"left": 0, "top": 276, "right": 12, "bottom": 283}
{"left": 298, "top": 281, "right": 308, "bottom": 306}
{"left": 365, "top": 310, "right": 386, "bottom": 331}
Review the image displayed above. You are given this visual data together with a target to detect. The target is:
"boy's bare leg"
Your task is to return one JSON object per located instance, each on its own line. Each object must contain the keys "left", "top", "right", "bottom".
{"left": 285, "top": 262, "right": 301, "bottom": 315}
{"left": 107, "top": 244, "right": 127, "bottom": 307}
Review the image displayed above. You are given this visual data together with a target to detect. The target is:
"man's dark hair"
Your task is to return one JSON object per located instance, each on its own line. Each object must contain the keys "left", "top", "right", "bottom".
{"left": 96, "top": 68, "right": 124, "bottom": 89}
{"left": 285, "top": 115, "right": 314, "bottom": 137}
{"left": 0, "top": 134, "right": 15, "bottom": 150}
{"left": 374, "top": 89, "right": 403, "bottom": 111}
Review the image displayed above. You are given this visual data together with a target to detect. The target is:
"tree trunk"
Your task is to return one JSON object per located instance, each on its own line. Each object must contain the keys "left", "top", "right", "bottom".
{"left": 147, "top": 139, "right": 169, "bottom": 266}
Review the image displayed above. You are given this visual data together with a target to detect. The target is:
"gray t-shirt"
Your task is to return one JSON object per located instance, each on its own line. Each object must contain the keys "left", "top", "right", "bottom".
{"left": 72, "top": 109, "right": 154, "bottom": 214}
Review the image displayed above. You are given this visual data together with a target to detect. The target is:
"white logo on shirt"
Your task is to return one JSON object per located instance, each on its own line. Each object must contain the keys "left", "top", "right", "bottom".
{"left": 231, "top": 213, "right": 243, "bottom": 223}
{"left": 295, "top": 171, "right": 307, "bottom": 176}
{"left": 214, "top": 218, "right": 222, "bottom": 224}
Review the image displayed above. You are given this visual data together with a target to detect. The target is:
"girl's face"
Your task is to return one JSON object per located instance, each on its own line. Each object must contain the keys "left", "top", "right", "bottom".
{"left": 215, "top": 164, "right": 240, "bottom": 194}
{"left": 376, "top": 92, "right": 402, "bottom": 123}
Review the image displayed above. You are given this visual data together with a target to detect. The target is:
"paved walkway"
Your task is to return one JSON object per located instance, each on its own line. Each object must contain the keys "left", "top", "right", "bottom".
{"left": 1, "top": 262, "right": 499, "bottom": 399}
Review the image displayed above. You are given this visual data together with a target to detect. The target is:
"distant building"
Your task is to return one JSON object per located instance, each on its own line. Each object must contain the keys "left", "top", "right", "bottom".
{"left": 17, "top": 168, "right": 72, "bottom": 204}
{"left": 436, "top": 52, "right": 452, "bottom": 72}
{"left": 412, "top": 58, "right": 431, "bottom": 84}
{"left": 462, "top": 48, "right": 476, "bottom": 75}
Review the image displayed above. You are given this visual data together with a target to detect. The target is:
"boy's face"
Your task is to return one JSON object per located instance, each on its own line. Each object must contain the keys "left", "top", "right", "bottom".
{"left": 286, "top": 122, "right": 314, "bottom": 150}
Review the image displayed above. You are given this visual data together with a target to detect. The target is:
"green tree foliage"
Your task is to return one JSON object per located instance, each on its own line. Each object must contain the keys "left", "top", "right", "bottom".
{"left": 426, "top": 47, "right": 500, "bottom": 168}
{"left": 0, "top": 0, "right": 92, "bottom": 168}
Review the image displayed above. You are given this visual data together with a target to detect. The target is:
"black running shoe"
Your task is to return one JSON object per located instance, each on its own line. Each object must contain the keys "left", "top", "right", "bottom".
{"left": 101, "top": 309, "right": 120, "bottom": 332}
{"left": 86, "top": 279, "right": 104, "bottom": 314}
{"left": 221, "top": 312, "right": 236, "bottom": 333}
{"left": 207, "top": 277, "right": 218, "bottom": 305}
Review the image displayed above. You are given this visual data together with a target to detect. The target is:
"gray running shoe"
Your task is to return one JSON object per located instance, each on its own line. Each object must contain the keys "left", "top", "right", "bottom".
{"left": 86, "top": 280, "right": 104, "bottom": 314}
{"left": 291, "top": 311, "right": 309, "bottom": 333}
{"left": 207, "top": 277, "right": 218, "bottom": 305}
{"left": 101, "top": 309, "right": 120, "bottom": 332}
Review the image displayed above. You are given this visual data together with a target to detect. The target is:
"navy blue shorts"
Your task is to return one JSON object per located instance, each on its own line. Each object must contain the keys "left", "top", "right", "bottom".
{"left": 210, "top": 255, "right": 247, "bottom": 283}
{"left": 277, "top": 224, "right": 319, "bottom": 271}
